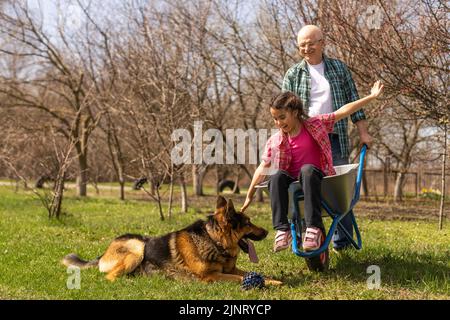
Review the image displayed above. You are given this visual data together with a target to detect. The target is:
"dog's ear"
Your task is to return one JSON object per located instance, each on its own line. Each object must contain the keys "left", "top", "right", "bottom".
{"left": 215, "top": 196, "right": 236, "bottom": 221}
{"left": 226, "top": 198, "right": 236, "bottom": 214}
{"left": 216, "top": 196, "right": 227, "bottom": 210}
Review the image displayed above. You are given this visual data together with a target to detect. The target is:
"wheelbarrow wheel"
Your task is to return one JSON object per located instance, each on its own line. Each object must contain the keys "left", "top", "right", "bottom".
{"left": 305, "top": 229, "right": 329, "bottom": 272}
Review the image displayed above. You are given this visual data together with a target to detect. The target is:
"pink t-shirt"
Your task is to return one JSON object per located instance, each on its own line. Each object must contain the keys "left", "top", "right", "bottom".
{"left": 286, "top": 128, "right": 322, "bottom": 178}
{"left": 261, "top": 113, "right": 336, "bottom": 177}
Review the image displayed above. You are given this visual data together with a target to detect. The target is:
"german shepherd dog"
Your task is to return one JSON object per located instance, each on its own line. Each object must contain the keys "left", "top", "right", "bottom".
{"left": 62, "top": 196, "right": 282, "bottom": 285}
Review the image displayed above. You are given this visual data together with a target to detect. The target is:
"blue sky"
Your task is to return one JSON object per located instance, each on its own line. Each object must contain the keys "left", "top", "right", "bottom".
{"left": 25, "top": 0, "right": 257, "bottom": 30}
{"left": 27, "top": 0, "right": 85, "bottom": 33}
{"left": 26, "top": 0, "right": 123, "bottom": 33}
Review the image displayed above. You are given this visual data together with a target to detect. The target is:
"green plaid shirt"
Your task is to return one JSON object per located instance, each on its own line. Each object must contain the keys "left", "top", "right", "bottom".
{"left": 282, "top": 55, "right": 366, "bottom": 157}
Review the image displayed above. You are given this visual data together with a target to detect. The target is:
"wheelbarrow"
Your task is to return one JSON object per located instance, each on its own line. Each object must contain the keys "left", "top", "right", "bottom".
{"left": 256, "top": 145, "right": 367, "bottom": 272}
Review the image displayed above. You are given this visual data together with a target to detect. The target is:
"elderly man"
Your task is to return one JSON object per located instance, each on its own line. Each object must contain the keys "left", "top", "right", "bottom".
{"left": 282, "top": 25, "right": 372, "bottom": 252}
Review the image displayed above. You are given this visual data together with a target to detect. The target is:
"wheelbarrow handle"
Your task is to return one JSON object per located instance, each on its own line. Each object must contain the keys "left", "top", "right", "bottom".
{"left": 354, "top": 144, "right": 368, "bottom": 203}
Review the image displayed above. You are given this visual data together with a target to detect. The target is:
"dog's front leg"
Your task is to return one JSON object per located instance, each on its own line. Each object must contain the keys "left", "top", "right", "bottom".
{"left": 230, "top": 267, "right": 246, "bottom": 276}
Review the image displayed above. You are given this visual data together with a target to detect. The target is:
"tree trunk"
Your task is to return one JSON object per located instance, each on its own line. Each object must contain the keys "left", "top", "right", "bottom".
{"left": 150, "top": 180, "right": 156, "bottom": 196}
{"left": 215, "top": 166, "right": 220, "bottom": 195}
{"left": 106, "top": 113, "right": 126, "bottom": 201}
{"left": 232, "top": 166, "right": 240, "bottom": 194}
{"left": 92, "top": 180, "right": 100, "bottom": 195}
{"left": 117, "top": 163, "right": 125, "bottom": 200}
{"left": 50, "top": 170, "right": 65, "bottom": 219}
{"left": 77, "top": 153, "right": 88, "bottom": 197}
{"left": 393, "top": 171, "right": 406, "bottom": 202}
{"left": 384, "top": 157, "right": 390, "bottom": 198}
{"left": 192, "top": 164, "right": 206, "bottom": 196}
{"left": 180, "top": 173, "right": 188, "bottom": 213}
{"left": 168, "top": 165, "right": 174, "bottom": 219}
{"left": 417, "top": 169, "right": 422, "bottom": 198}
{"left": 256, "top": 188, "right": 264, "bottom": 203}
{"left": 439, "top": 124, "right": 447, "bottom": 230}
{"left": 155, "top": 185, "right": 165, "bottom": 221}
{"left": 119, "top": 180, "right": 125, "bottom": 201}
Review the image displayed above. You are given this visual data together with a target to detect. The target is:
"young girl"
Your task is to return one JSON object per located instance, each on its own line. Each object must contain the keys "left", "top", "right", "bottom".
{"left": 241, "top": 81, "right": 384, "bottom": 252}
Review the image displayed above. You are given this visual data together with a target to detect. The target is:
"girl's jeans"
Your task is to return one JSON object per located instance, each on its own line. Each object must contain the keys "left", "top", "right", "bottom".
{"left": 268, "top": 165, "right": 325, "bottom": 232}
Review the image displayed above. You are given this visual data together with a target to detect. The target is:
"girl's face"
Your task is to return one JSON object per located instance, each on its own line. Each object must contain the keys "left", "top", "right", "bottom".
{"left": 270, "top": 107, "right": 300, "bottom": 135}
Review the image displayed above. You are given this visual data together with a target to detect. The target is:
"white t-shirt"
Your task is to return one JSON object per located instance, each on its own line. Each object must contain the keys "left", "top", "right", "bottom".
{"left": 307, "top": 61, "right": 333, "bottom": 117}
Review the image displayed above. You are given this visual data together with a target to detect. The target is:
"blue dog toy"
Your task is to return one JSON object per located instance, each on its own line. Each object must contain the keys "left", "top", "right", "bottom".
{"left": 241, "top": 272, "right": 265, "bottom": 290}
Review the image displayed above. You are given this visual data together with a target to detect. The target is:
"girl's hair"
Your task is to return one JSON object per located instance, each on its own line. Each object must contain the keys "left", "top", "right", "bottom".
{"left": 269, "top": 91, "right": 309, "bottom": 121}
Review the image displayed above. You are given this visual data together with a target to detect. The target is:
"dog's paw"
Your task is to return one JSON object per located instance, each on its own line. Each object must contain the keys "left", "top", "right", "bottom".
{"left": 105, "top": 274, "right": 117, "bottom": 282}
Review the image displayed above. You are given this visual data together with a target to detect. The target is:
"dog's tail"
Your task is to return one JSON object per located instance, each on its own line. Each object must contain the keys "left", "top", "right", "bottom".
{"left": 62, "top": 253, "right": 101, "bottom": 269}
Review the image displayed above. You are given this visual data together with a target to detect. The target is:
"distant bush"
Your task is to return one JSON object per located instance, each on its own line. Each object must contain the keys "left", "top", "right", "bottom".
{"left": 420, "top": 188, "right": 442, "bottom": 200}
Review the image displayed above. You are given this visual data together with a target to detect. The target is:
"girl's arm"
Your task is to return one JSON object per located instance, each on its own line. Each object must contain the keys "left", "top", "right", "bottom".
{"left": 240, "top": 161, "right": 271, "bottom": 212}
{"left": 334, "top": 81, "right": 384, "bottom": 122}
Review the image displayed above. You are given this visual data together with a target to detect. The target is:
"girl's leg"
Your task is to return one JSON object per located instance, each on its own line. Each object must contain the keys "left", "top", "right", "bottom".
{"left": 299, "top": 164, "right": 325, "bottom": 230}
{"left": 268, "top": 170, "right": 295, "bottom": 231}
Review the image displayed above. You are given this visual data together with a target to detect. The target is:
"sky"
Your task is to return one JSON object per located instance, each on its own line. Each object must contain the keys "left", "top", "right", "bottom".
{"left": 25, "top": 0, "right": 122, "bottom": 33}
{"left": 24, "top": 0, "right": 257, "bottom": 32}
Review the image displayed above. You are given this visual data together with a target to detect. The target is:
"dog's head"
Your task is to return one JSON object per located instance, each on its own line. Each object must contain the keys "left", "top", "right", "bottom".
{"left": 213, "top": 196, "right": 268, "bottom": 254}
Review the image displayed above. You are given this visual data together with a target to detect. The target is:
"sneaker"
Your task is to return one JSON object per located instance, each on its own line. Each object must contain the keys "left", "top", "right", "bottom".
{"left": 303, "top": 227, "right": 323, "bottom": 251}
{"left": 273, "top": 230, "right": 292, "bottom": 253}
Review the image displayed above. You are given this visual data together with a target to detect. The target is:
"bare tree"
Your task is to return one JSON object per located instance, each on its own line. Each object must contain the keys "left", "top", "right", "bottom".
{"left": 314, "top": 0, "right": 448, "bottom": 208}
{"left": 368, "top": 100, "right": 441, "bottom": 201}
{"left": 0, "top": 1, "right": 115, "bottom": 196}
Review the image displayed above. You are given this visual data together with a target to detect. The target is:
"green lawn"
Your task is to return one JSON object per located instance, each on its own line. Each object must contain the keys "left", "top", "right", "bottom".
{"left": 0, "top": 186, "right": 448, "bottom": 300}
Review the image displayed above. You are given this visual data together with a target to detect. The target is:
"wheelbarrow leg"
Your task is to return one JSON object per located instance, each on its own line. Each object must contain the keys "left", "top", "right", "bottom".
{"left": 336, "top": 214, "right": 362, "bottom": 250}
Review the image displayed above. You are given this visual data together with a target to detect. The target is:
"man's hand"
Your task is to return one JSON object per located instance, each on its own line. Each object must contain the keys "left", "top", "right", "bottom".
{"left": 359, "top": 131, "right": 373, "bottom": 149}
{"left": 356, "top": 119, "right": 373, "bottom": 149}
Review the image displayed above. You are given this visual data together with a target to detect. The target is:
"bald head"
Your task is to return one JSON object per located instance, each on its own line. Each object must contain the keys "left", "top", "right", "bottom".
{"left": 296, "top": 25, "right": 325, "bottom": 65}
{"left": 297, "top": 25, "right": 323, "bottom": 44}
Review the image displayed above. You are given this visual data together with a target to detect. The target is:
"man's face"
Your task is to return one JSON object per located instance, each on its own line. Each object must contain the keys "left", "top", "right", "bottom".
{"left": 297, "top": 35, "right": 324, "bottom": 64}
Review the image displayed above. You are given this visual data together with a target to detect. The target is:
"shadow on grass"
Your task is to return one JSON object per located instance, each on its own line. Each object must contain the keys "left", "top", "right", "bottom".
{"left": 282, "top": 249, "right": 449, "bottom": 293}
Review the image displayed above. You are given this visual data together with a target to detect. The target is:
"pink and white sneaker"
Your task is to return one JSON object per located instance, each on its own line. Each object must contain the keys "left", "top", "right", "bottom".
{"left": 273, "top": 230, "right": 292, "bottom": 253}
{"left": 303, "top": 227, "right": 323, "bottom": 251}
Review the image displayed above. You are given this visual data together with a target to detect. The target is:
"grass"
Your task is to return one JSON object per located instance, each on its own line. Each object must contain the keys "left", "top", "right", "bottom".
{"left": 0, "top": 185, "right": 448, "bottom": 300}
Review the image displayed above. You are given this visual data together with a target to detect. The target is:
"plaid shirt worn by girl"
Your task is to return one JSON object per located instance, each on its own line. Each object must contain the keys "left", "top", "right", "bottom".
{"left": 262, "top": 113, "right": 337, "bottom": 177}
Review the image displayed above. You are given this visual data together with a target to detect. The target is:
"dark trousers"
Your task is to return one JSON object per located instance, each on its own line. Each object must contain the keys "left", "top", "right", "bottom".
{"left": 268, "top": 165, "right": 325, "bottom": 232}
{"left": 329, "top": 133, "right": 355, "bottom": 249}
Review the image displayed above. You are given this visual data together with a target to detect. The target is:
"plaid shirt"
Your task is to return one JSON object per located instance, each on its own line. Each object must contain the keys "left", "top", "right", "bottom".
{"left": 282, "top": 55, "right": 366, "bottom": 157}
{"left": 262, "top": 113, "right": 337, "bottom": 177}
